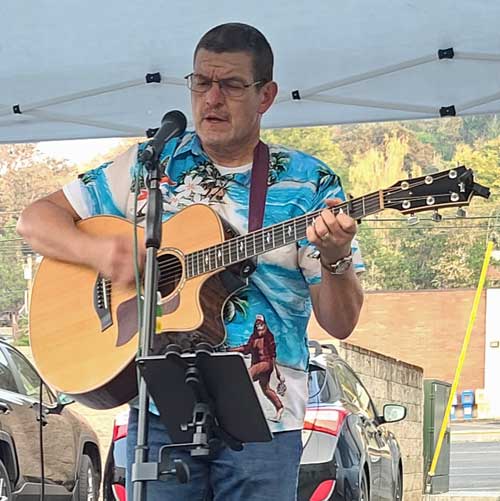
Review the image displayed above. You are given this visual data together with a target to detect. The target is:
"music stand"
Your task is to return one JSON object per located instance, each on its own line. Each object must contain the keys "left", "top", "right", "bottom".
{"left": 132, "top": 346, "right": 272, "bottom": 484}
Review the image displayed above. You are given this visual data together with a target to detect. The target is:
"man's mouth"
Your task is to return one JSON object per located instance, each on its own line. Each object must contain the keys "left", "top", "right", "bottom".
{"left": 204, "top": 114, "right": 228, "bottom": 124}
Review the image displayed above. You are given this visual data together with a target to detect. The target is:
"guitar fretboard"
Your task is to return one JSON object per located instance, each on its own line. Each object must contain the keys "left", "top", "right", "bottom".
{"left": 185, "top": 190, "right": 384, "bottom": 278}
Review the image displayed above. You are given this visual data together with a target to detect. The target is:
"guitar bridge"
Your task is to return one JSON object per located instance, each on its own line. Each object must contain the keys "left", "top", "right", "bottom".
{"left": 93, "top": 275, "right": 113, "bottom": 331}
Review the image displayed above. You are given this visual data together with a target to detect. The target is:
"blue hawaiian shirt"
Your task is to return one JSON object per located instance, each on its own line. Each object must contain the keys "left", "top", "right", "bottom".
{"left": 63, "top": 131, "right": 363, "bottom": 432}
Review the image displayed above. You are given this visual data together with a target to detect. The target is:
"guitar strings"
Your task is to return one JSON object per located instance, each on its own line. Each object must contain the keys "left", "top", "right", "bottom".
{"left": 155, "top": 196, "right": 442, "bottom": 289}
{"left": 154, "top": 182, "right": 460, "bottom": 289}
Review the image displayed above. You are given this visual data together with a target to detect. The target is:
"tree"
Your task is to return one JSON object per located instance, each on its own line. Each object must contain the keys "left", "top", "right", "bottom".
{"left": 453, "top": 137, "right": 500, "bottom": 207}
{"left": 0, "top": 218, "right": 25, "bottom": 312}
{"left": 78, "top": 138, "right": 142, "bottom": 172}
{"left": 262, "top": 127, "right": 347, "bottom": 180}
{"left": 332, "top": 122, "right": 440, "bottom": 180}
{"left": 460, "top": 115, "right": 500, "bottom": 145}
{"left": 0, "top": 144, "right": 78, "bottom": 314}
{"left": 348, "top": 134, "right": 421, "bottom": 197}
{"left": 0, "top": 144, "right": 77, "bottom": 215}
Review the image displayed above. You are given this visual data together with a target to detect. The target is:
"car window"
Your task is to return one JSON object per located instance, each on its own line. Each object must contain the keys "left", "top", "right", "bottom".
{"left": 0, "top": 349, "right": 19, "bottom": 393}
{"left": 334, "top": 363, "right": 359, "bottom": 404}
{"left": 308, "top": 366, "right": 341, "bottom": 404}
{"left": 334, "top": 362, "right": 376, "bottom": 419}
{"left": 7, "top": 349, "right": 55, "bottom": 404}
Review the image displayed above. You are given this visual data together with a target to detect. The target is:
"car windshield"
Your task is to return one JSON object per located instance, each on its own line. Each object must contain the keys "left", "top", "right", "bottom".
{"left": 307, "top": 365, "right": 341, "bottom": 405}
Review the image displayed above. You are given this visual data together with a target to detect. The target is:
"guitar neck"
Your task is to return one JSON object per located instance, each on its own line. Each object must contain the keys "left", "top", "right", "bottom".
{"left": 185, "top": 190, "right": 384, "bottom": 278}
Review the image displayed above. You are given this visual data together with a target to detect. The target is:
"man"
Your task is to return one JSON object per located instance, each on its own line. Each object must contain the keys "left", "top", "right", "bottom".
{"left": 18, "top": 23, "right": 363, "bottom": 501}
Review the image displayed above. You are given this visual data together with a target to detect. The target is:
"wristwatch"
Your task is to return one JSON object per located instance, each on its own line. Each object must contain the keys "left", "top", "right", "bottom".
{"left": 320, "top": 251, "right": 353, "bottom": 275}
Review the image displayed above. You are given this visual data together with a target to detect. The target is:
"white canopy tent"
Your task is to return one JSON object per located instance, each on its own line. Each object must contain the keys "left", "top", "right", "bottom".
{"left": 1, "top": 1, "right": 499, "bottom": 143}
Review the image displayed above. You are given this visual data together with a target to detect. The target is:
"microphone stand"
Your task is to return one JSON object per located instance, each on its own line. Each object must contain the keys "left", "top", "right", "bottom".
{"left": 132, "top": 139, "right": 164, "bottom": 501}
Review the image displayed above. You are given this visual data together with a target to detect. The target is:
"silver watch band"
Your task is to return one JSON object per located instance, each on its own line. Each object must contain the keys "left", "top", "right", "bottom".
{"left": 320, "top": 251, "right": 353, "bottom": 275}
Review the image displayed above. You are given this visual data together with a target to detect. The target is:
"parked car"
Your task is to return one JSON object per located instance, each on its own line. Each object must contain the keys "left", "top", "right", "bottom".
{"left": 299, "top": 342, "right": 406, "bottom": 501}
{"left": 103, "top": 342, "right": 406, "bottom": 501}
{"left": 0, "top": 341, "right": 101, "bottom": 500}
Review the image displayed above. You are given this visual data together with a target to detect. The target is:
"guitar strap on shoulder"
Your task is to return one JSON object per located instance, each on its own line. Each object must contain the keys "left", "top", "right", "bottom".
{"left": 248, "top": 141, "right": 270, "bottom": 233}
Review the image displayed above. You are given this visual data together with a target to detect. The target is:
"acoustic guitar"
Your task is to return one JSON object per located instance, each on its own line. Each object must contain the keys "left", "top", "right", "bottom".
{"left": 29, "top": 166, "right": 489, "bottom": 408}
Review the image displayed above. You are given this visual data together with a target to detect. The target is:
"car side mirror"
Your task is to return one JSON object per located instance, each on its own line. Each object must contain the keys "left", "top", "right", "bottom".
{"left": 381, "top": 404, "right": 406, "bottom": 423}
{"left": 57, "top": 393, "right": 75, "bottom": 406}
{"left": 45, "top": 393, "right": 75, "bottom": 415}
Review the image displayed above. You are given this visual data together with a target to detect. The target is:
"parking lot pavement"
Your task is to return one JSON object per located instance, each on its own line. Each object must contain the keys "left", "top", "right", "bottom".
{"left": 451, "top": 420, "right": 500, "bottom": 443}
{"left": 450, "top": 441, "right": 500, "bottom": 492}
{"left": 424, "top": 494, "right": 500, "bottom": 501}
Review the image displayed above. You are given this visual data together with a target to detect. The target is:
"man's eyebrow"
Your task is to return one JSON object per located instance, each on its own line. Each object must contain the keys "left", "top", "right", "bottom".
{"left": 193, "top": 71, "right": 246, "bottom": 80}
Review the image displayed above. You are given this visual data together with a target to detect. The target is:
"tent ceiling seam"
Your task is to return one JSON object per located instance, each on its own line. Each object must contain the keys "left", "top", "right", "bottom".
{"left": 23, "top": 109, "right": 144, "bottom": 135}
{"left": 454, "top": 51, "right": 500, "bottom": 61}
{"left": 457, "top": 90, "right": 500, "bottom": 112}
{"left": 0, "top": 71, "right": 186, "bottom": 120}
{"left": 0, "top": 79, "right": 148, "bottom": 118}
{"left": 305, "top": 94, "right": 436, "bottom": 114}
{"left": 276, "top": 50, "right": 500, "bottom": 106}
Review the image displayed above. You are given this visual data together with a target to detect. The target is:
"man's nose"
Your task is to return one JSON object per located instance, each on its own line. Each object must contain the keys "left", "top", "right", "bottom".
{"left": 204, "top": 81, "right": 225, "bottom": 105}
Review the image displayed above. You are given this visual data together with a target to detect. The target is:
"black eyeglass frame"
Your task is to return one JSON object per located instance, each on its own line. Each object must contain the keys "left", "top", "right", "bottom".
{"left": 184, "top": 72, "right": 267, "bottom": 96}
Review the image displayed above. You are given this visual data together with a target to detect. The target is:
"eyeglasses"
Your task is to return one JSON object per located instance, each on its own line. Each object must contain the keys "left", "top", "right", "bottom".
{"left": 185, "top": 73, "right": 266, "bottom": 98}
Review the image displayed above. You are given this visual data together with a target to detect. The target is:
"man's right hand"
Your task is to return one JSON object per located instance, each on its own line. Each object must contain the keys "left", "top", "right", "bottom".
{"left": 89, "top": 234, "right": 146, "bottom": 287}
{"left": 17, "top": 190, "right": 146, "bottom": 288}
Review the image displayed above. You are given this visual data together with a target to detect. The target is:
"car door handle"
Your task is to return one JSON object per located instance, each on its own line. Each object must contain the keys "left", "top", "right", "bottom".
{"left": 0, "top": 402, "right": 12, "bottom": 414}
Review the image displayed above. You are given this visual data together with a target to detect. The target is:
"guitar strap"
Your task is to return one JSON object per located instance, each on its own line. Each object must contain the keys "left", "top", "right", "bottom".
{"left": 248, "top": 141, "right": 270, "bottom": 232}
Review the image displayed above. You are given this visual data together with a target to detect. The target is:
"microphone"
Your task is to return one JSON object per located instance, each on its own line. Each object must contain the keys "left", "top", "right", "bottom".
{"left": 140, "top": 110, "right": 187, "bottom": 163}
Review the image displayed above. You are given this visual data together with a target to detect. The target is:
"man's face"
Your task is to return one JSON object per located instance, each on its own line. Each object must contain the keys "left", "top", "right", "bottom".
{"left": 191, "top": 49, "right": 276, "bottom": 160}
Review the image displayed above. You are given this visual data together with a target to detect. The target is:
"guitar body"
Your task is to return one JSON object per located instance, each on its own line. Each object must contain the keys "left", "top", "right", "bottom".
{"left": 29, "top": 205, "right": 247, "bottom": 409}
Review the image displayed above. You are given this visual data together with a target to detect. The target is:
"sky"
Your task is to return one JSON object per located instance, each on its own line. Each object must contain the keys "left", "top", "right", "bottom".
{"left": 37, "top": 137, "right": 121, "bottom": 165}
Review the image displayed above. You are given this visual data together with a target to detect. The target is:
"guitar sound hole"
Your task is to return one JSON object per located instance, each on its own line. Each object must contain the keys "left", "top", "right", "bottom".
{"left": 157, "top": 253, "right": 183, "bottom": 297}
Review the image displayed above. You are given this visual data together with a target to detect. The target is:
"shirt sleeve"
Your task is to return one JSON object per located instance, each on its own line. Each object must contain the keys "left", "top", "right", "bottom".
{"left": 62, "top": 144, "right": 139, "bottom": 219}
{"left": 298, "top": 160, "right": 365, "bottom": 285}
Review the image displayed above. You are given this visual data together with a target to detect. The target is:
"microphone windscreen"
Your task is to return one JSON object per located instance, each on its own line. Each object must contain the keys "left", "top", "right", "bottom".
{"left": 161, "top": 110, "right": 187, "bottom": 132}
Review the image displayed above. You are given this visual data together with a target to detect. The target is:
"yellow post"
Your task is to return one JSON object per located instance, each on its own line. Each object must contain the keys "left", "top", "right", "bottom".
{"left": 426, "top": 240, "right": 494, "bottom": 490}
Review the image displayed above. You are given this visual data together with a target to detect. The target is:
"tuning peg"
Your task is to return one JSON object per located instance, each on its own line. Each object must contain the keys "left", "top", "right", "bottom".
{"left": 456, "top": 207, "right": 467, "bottom": 218}
{"left": 431, "top": 210, "right": 443, "bottom": 223}
{"left": 407, "top": 214, "right": 419, "bottom": 226}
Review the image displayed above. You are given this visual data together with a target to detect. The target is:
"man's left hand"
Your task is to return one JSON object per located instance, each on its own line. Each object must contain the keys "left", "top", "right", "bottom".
{"left": 306, "top": 198, "right": 357, "bottom": 263}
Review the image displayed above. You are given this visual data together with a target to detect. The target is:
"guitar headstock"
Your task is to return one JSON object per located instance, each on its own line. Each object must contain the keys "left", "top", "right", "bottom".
{"left": 384, "top": 166, "right": 490, "bottom": 214}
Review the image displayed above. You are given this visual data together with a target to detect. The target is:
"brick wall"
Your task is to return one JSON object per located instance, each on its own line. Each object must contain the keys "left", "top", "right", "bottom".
{"left": 310, "top": 288, "right": 486, "bottom": 394}
{"left": 337, "top": 342, "right": 424, "bottom": 501}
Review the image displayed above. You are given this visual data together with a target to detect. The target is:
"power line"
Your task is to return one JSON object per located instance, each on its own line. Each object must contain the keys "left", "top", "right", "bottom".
{"left": 358, "top": 224, "right": 500, "bottom": 230}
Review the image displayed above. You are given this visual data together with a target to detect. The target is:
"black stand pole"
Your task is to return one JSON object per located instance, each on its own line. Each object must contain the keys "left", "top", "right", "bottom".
{"left": 131, "top": 111, "right": 187, "bottom": 501}
{"left": 131, "top": 135, "right": 165, "bottom": 501}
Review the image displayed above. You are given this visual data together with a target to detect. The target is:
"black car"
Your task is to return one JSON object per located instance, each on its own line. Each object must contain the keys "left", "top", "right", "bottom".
{"left": 0, "top": 341, "right": 101, "bottom": 500}
{"left": 104, "top": 342, "right": 406, "bottom": 501}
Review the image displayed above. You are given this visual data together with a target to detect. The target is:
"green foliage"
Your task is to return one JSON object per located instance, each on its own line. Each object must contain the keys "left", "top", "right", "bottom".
{"left": 0, "top": 219, "right": 25, "bottom": 311}
{"left": 13, "top": 315, "right": 29, "bottom": 346}
{"left": 0, "top": 144, "right": 78, "bottom": 313}
{"left": 262, "top": 126, "right": 347, "bottom": 181}
{"left": 453, "top": 137, "right": 500, "bottom": 205}
{"left": 348, "top": 134, "right": 422, "bottom": 197}
{"left": 262, "top": 117, "right": 499, "bottom": 291}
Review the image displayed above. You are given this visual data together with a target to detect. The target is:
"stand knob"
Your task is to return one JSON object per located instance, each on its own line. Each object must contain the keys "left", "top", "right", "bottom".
{"left": 160, "top": 459, "right": 190, "bottom": 484}
{"left": 174, "top": 460, "right": 190, "bottom": 484}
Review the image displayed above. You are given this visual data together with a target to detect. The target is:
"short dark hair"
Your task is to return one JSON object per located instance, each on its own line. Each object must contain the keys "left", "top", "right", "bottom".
{"left": 194, "top": 23, "right": 274, "bottom": 83}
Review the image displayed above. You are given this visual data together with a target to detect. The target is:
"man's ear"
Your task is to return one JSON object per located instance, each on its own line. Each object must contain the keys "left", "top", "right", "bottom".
{"left": 258, "top": 81, "right": 278, "bottom": 114}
